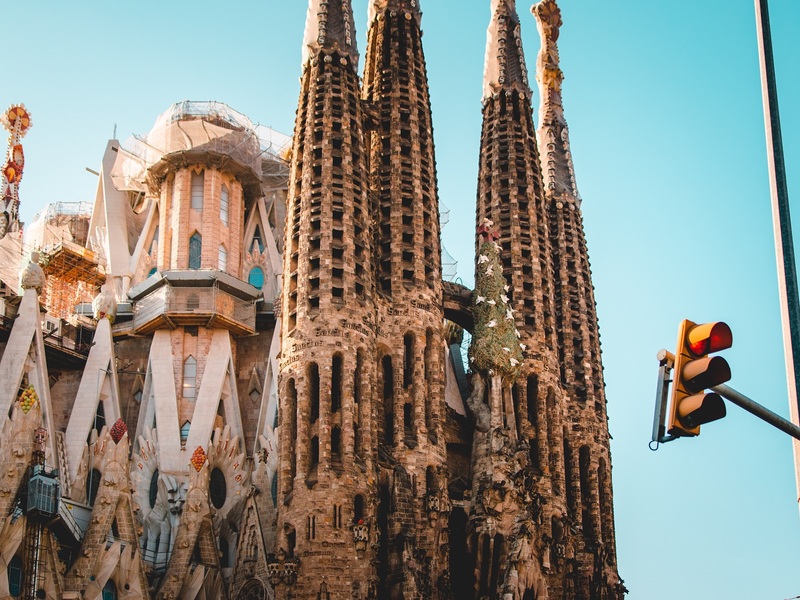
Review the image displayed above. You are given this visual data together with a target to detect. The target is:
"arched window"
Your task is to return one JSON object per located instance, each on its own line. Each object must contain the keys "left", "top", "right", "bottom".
{"left": 382, "top": 355, "right": 394, "bottom": 445}
{"left": 239, "top": 579, "right": 266, "bottom": 600}
{"left": 308, "top": 363, "right": 320, "bottom": 423}
{"left": 180, "top": 421, "right": 191, "bottom": 444}
{"left": 331, "top": 427, "right": 342, "bottom": 462}
{"left": 191, "top": 172, "right": 204, "bottom": 210}
{"left": 93, "top": 401, "right": 106, "bottom": 433}
{"left": 210, "top": 468, "right": 227, "bottom": 509}
{"left": 331, "top": 354, "right": 343, "bottom": 413}
{"left": 220, "top": 184, "right": 229, "bottom": 225}
{"left": 404, "top": 333, "right": 415, "bottom": 388}
{"left": 189, "top": 232, "right": 202, "bottom": 269}
{"left": 218, "top": 245, "right": 227, "bottom": 272}
{"left": 183, "top": 356, "right": 197, "bottom": 400}
{"left": 310, "top": 436, "right": 319, "bottom": 469}
{"left": 87, "top": 468, "right": 102, "bottom": 506}
{"left": 149, "top": 469, "right": 159, "bottom": 509}
{"left": 354, "top": 494, "right": 364, "bottom": 524}
{"left": 149, "top": 225, "right": 159, "bottom": 255}
{"left": 102, "top": 579, "right": 117, "bottom": 600}
{"left": 248, "top": 266, "right": 265, "bottom": 289}
{"left": 252, "top": 225, "right": 264, "bottom": 253}
{"left": 219, "top": 536, "right": 230, "bottom": 569}
{"left": 8, "top": 555, "right": 22, "bottom": 597}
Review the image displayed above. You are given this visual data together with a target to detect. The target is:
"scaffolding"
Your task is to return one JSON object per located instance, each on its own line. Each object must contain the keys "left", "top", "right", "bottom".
{"left": 110, "top": 101, "right": 291, "bottom": 197}
{"left": 25, "top": 202, "right": 105, "bottom": 320}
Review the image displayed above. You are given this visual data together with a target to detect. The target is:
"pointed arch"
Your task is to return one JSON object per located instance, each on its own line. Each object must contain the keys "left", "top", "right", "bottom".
{"left": 182, "top": 356, "right": 197, "bottom": 400}
{"left": 191, "top": 171, "right": 204, "bottom": 209}
{"left": 218, "top": 244, "right": 228, "bottom": 272}
{"left": 189, "top": 232, "right": 202, "bottom": 269}
{"left": 220, "top": 183, "right": 230, "bottom": 225}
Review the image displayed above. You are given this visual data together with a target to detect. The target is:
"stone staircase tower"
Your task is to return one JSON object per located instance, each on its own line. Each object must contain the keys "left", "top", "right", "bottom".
{"left": 534, "top": 0, "right": 622, "bottom": 596}
{"left": 275, "top": 1, "right": 377, "bottom": 598}
{"left": 469, "top": 1, "right": 568, "bottom": 597}
{"left": 362, "top": 1, "right": 450, "bottom": 597}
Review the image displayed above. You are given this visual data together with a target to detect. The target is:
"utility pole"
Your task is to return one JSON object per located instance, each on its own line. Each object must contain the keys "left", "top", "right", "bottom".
{"left": 754, "top": 0, "right": 800, "bottom": 515}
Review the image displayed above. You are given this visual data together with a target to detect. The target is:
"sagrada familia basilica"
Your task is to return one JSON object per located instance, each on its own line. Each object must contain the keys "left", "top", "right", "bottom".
{"left": 0, "top": 0, "right": 625, "bottom": 598}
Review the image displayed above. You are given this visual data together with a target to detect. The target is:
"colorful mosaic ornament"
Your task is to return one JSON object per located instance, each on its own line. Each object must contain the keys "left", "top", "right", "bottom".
{"left": 190, "top": 446, "right": 207, "bottom": 472}
{"left": 17, "top": 385, "right": 38, "bottom": 414}
{"left": 0, "top": 105, "right": 31, "bottom": 238}
{"left": 110, "top": 418, "right": 128, "bottom": 443}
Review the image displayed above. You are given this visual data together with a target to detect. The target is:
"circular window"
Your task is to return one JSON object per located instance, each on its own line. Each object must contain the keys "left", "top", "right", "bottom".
{"left": 149, "top": 469, "right": 159, "bottom": 509}
{"left": 240, "top": 579, "right": 266, "bottom": 600}
{"left": 210, "top": 468, "right": 227, "bottom": 509}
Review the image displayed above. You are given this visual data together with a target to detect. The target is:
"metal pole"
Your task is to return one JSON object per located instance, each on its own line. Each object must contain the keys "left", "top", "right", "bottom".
{"left": 754, "top": 0, "right": 800, "bottom": 512}
{"left": 712, "top": 384, "right": 800, "bottom": 442}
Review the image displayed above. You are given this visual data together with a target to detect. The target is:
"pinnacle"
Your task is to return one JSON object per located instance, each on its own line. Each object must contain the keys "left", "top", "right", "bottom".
{"left": 302, "top": 0, "right": 359, "bottom": 68}
{"left": 482, "top": 0, "right": 530, "bottom": 101}
{"left": 367, "top": 0, "right": 422, "bottom": 28}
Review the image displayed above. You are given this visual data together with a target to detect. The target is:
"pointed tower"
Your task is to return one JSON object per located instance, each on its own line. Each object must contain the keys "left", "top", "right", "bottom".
{"left": 362, "top": 2, "right": 450, "bottom": 596}
{"left": 275, "top": 2, "right": 377, "bottom": 598}
{"left": 467, "top": 2, "right": 569, "bottom": 598}
{"left": 477, "top": 0, "right": 561, "bottom": 467}
{"left": 534, "top": 0, "right": 624, "bottom": 597}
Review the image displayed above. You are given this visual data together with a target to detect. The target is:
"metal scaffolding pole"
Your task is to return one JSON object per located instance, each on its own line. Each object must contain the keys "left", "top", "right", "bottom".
{"left": 754, "top": 0, "right": 800, "bottom": 514}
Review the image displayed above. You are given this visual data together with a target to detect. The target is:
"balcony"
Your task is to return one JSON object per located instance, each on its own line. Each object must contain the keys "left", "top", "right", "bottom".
{"left": 129, "top": 270, "right": 259, "bottom": 336}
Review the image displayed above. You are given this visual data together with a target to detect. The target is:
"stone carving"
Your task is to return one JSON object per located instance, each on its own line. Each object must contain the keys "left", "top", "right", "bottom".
{"left": 92, "top": 284, "right": 117, "bottom": 323}
{"left": 267, "top": 548, "right": 299, "bottom": 587}
{"left": 19, "top": 251, "right": 45, "bottom": 294}
{"left": 353, "top": 520, "right": 369, "bottom": 553}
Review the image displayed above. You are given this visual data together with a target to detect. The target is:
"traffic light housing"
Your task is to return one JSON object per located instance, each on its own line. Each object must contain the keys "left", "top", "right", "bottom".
{"left": 667, "top": 320, "right": 732, "bottom": 437}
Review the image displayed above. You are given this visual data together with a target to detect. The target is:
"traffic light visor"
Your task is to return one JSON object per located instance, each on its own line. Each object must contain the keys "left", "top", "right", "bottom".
{"left": 687, "top": 322, "right": 733, "bottom": 356}
{"left": 682, "top": 356, "right": 732, "bottom": 393}
{"left": 677, "top": 392, "right": 727, "bottom": 429}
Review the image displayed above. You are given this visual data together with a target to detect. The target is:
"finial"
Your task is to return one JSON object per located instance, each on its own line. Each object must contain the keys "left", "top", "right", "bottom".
{"left": 368, "top": 0, "right": 422, "bottom": 29}
{"left": 0, "top": 104, "right": 32, "bottom": 239}
{"left": 533, "top": 0, "right": 564, "bottom": 95}
{"left": 483, "top": 0, "right": 530, "bottom": 101}
{"left": 477, "top": 218, "right": 500, "bottom": 242}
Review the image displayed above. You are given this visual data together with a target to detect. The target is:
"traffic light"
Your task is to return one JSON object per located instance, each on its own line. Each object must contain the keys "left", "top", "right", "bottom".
{"left": 667, "top": 320, "right": 732, "bottom": 437}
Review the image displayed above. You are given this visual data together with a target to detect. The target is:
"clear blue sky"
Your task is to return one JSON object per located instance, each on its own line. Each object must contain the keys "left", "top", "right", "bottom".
{"left": 7, "top": 1, "right": 800, "bottom": 598}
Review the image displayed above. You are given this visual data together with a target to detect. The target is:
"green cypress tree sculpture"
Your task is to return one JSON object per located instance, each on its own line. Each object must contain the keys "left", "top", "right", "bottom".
{"left": 469, "top": 219, "right": 524, "bottom": 381}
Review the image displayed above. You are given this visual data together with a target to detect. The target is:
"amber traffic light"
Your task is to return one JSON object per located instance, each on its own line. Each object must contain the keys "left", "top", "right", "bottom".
{"left": 667, "top": 320, "right": 732, "bottom": 437}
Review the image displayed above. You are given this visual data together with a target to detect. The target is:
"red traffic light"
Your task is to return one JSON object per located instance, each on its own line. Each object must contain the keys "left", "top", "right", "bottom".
{"left": 687, "top": 321, "right": 733, "bottom": 357}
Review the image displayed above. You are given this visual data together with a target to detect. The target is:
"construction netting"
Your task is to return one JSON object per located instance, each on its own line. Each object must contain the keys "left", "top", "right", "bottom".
{"left": 110, "top": 101, "right": 292, "bottom": 194}
{"left": 25, "top": 202, "right": 93, "bottom": 252}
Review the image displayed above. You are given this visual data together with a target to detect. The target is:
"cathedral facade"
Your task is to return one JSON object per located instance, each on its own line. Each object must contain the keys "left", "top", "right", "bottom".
{"left": 0, "top": 1, "right": 624, "bottom": 598}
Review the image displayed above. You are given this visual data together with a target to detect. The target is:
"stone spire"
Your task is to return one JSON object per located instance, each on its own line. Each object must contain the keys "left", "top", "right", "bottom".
{"left": 475, "top": 0, "right": 555, "bottom": 365}
{"left": 362, "top": 2, "right": 449, "bottom": 596}
{"left": 276, "top": 1, "right": 376, "bottom": 597}
{"left": 301, "top": 0, "right": 359, "bottom": 68}
{"left": 533, "top": 0, "right": 580, "bottom": 201}
{"left": 363, "top": 0, "right": 442, "bottom": 299}
{"left": 483, "top": 0, "right": 531, "bottom": 101}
